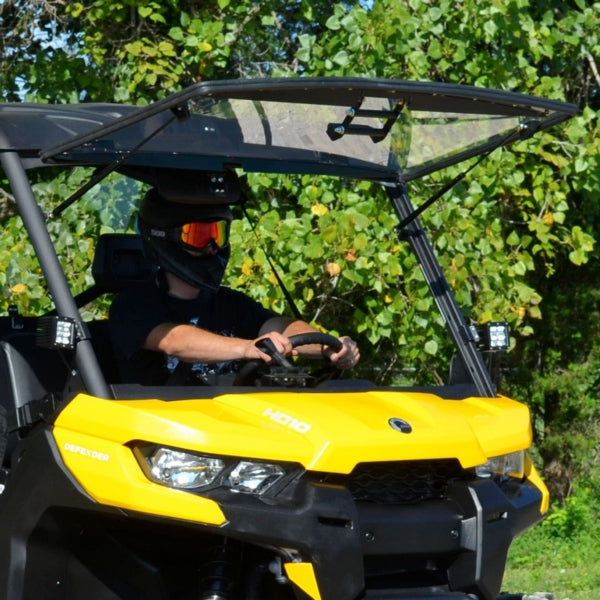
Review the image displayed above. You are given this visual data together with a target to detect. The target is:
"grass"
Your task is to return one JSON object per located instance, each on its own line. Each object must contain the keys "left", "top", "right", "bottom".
{"left": 502, "top": 483, "right": 600, "bottom": 600}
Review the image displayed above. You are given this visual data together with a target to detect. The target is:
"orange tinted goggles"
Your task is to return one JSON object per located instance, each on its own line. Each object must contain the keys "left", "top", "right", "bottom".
{"left": 179, "top": 221, "right": 229, "bottom": 249}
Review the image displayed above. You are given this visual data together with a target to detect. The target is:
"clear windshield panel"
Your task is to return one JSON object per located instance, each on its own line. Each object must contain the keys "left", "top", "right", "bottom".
{"left": 403, "top": 112, "right": 520, "bottom": 172}
{"left": 187, "top": 96, "right": 526, "bottom": 178}
{"left": 213, "top": 97, "right": 394, "bottom": 167}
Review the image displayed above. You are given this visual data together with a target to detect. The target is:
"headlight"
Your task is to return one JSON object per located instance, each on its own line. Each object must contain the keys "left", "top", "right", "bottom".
{"left": 475, "top": 450, "right": 525, "bottom": 480}
{"left": 225, "top": 461, "right": 285, "bottom": 494}
{"left": 135, "top": 445, "right": 288, "bottom": 495}
{"left": 145, "top": 447, "right": 226, "bottom": 490}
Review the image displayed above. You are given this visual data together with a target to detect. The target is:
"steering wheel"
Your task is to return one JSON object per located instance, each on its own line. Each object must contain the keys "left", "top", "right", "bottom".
{"left": 232, "top": 332, "right": 343, "bottom": 387}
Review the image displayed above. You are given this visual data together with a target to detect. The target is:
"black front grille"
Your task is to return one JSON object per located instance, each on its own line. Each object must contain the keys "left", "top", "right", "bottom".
{"left": 317, "top": 459, "right": 466, "bottom": 505}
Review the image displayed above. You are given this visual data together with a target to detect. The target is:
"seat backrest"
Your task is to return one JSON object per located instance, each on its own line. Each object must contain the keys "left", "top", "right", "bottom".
{"left": 70, "top": 234, "right": 156, "bottom": 383}
{"left": 92, "top": 233, "right": 154, "bottom": 293}
{"left": 73, "top": 233, "right": 155, "bottom": 308}
{"left": 90, "top": 234, "right": 155, "bottom": 383}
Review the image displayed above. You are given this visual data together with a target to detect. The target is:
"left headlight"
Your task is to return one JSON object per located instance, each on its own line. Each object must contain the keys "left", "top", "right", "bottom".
{"left": 474, "top": 450, "right": 525, "bottom": 480}
{"left": 134, "top": 445, "right": 288, "bottom": 495}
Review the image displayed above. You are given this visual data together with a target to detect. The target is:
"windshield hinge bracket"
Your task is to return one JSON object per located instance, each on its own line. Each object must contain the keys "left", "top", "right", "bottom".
{"left": 327, "top": 99, "right": 404, "bottom": 143}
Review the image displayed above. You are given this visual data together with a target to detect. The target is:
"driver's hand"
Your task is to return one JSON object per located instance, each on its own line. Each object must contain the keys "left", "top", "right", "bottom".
{"left": 324, "top": 336, "right": 360, "bottom": 370}
{"left": 245, "top": 332, "right": 292, "bottom": 363}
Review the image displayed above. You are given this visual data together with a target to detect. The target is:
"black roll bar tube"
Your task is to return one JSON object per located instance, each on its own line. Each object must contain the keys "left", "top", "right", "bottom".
{"left": 0, "top": 148, "right": 112, "bottom": 399}
{"left": 388, "top": 181, "right": 497, "bottom": 398}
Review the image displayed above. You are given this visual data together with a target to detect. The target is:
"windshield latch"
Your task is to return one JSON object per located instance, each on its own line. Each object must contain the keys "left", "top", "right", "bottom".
{"left": 170, "top": 102, "right": 191, "bottom": 121}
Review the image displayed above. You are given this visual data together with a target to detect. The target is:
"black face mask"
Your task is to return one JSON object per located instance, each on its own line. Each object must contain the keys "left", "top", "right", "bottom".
{"left": 144, "top": 238, "right": 231, "bottom": 293}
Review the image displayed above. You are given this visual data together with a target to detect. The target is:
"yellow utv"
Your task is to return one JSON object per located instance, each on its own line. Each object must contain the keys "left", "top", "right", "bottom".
{"left": 0, "top": 78, "right": 575, "bottom": 600}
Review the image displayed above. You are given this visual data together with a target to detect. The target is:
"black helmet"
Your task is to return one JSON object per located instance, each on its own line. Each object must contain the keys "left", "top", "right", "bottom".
{"left": 138, "top": 188, "right": 233, "bottom": 292}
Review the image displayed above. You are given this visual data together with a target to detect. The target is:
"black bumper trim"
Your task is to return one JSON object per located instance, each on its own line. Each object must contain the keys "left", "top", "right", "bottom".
{"left": 212, "top": 475, "right": 545, "bottom": 600}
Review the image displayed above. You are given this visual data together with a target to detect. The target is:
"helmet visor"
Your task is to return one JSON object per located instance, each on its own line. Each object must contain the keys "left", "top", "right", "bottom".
{"left": 179, "top": 220, "right": 229, "bottom": 250}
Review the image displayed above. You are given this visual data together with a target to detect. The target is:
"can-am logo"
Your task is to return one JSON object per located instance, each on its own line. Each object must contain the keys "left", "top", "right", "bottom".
{"left": 388, "top": 417, "right": 412, "bottom": 434}
{"left": 262, "top": 407, "right": 311, "bottom": 433}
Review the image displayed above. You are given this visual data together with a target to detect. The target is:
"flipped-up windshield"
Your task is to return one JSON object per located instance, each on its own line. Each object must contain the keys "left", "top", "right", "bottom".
{"left": 186, "top": 97, "right": 522, "bottom": 179}
{"left": 8, "top": 77, "right": 574, "bottom": 182}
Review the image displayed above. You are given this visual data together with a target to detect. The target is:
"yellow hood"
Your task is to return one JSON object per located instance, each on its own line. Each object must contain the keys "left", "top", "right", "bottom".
{"left": 54, "top": 389, "right": 532, "bottom": 473}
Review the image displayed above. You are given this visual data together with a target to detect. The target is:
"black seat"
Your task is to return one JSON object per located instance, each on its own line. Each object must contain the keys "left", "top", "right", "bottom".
{"left": 74, "top": 233, "right": 155, "bottom": 308}
{"left": 83, "top": 234, "right": 155, "bottom": 383}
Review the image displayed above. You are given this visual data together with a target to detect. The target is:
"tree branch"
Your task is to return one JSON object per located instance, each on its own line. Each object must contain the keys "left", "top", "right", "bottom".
{"left": 586, "top": 53, "right": 600, "bottom": 89}
{"left": 0, "top": 187, "right": 17, "bottom": 222}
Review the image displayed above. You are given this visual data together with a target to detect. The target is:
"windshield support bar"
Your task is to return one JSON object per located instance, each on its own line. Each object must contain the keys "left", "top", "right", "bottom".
{"left": 0, "top": 148, "right": 112, "bottom": 400}
{"left": 397, "top": 146, "right": 493, "bottom": 232}
{"left": 388, "top": 181, "right": 496, "bottom": 398}
{"left": 397, "top": 122, "right": 539, "bottom": 231}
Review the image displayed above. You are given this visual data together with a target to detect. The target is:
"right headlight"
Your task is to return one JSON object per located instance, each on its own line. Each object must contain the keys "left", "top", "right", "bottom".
{"left": 474, "top": 450, "right": 525, "bottom": 480}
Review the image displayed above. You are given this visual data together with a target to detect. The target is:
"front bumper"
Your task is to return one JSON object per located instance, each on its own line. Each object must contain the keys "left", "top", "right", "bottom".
{"left": 209, "top": 473, "right": 545, "bottom": 600}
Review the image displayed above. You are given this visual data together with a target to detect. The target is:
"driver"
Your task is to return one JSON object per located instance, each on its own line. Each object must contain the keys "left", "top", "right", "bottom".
{"left": 109, "top": 189, "right": 360, "bottom": 385}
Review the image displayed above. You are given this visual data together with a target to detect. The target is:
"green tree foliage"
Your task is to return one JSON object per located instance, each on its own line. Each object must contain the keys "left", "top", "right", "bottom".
{"left": 1, "top": 0, "right": 600, "bottom": 487}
